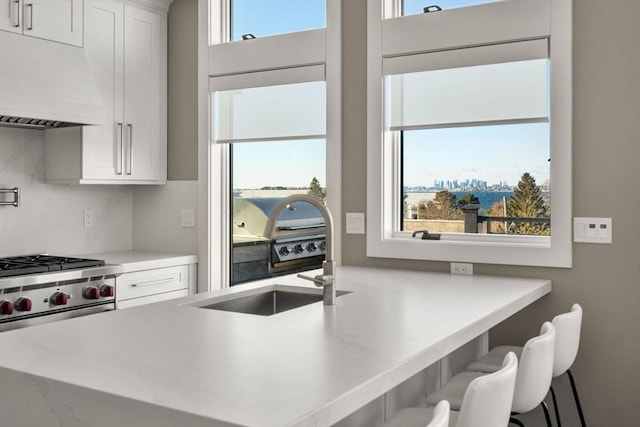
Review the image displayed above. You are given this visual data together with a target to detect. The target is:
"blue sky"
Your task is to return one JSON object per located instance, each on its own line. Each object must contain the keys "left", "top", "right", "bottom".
{"left": 403, "top": 123, "right": 550, "bottom": 188}
{"left": 231, "top": 0, "right": 325, "bottom": 40}
{"left": 229, "top": 0, "right": 548, "bottom": 190}
{"left": 232, "top": 139, "right": 326, "bottom": 189}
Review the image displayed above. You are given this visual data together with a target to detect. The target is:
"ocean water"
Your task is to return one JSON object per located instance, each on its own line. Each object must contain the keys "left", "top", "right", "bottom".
{"left": 451, "top": 191, "right": 514, "bottom": 211}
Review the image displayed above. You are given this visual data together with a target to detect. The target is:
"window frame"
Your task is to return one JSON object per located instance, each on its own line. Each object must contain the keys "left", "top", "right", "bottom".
{"left": 202, "top": 0, "right": 342, "bottom": 290}
{"left": 366, "top": 0, "right": 573, "bottom": 267}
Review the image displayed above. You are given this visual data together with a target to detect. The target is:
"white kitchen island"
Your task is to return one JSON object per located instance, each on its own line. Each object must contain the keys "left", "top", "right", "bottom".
{"left": 0, "top": 266, "right": 550, "bottom": 427}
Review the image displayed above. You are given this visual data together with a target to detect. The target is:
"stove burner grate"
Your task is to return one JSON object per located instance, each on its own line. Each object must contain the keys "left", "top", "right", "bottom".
{"left": 0, "top": 255, "right": 105, "bottom": 278}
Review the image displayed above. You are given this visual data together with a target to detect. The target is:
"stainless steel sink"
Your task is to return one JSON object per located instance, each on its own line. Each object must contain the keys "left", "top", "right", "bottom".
{"left": 197, "top": 288, "right": 351, "bottom": 316}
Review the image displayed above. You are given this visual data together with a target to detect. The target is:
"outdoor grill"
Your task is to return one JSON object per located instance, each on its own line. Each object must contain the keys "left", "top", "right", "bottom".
{"left": 232, "top": 197, "right": 326, "bottom": 285}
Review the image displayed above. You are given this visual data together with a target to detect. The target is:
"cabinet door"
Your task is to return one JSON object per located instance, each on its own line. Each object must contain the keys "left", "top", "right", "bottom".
{"left": 0, "top": 0, "right": 22, "bottom": 34}
{"left": 23, "top": 0, "right": 83, "bottom": 46}
{"left": 123, "top": 5, "right": 162, "bottom": 181}
{"left": 81, "top": 0, "right": 124, "bottom": 180}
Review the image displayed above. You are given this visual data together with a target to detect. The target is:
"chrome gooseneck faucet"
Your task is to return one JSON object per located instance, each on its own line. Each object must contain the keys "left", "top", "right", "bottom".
{"left": 264, "top": 194, "right": 337, "bottom": 305}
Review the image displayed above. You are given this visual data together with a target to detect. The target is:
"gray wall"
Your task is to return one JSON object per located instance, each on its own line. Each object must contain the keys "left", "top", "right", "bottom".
{"left": 167, "top": 0, "right": 198, "bottom": 180}
{"left": 341, "top": 0, "right": 639, "bottom": 426}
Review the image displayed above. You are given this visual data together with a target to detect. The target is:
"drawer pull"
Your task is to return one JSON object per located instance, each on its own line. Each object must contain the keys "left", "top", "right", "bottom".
{"left": 131, "top": 278, "right": 176, "bottom": 288}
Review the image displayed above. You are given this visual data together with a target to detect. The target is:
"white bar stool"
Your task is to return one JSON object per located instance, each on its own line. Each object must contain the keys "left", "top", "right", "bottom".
{"left": 426, "top": 322, "right": 556, "bottom": 427}
{"left": 468, "top": 304, "right": 585, "bottom": 427}
{"left": 383, "top": 352, "right": 518, "bottom": 427}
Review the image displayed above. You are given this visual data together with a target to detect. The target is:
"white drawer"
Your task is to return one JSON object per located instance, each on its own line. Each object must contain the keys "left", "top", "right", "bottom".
{"left": 116, "top": 289, "right": 189, "bottom": 309}
{"left": 116, "top": 265, "right": 189, "bottom": 302}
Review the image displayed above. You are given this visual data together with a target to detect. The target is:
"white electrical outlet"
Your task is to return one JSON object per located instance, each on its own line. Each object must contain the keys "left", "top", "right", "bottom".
{"left": 181, "top": 209, "right": 195, "bottom": 228}
{"left": 83, "top": 209, "right": 94, "bottom": 228}
{"left": 451, "top": 262, "right": 473, "bottom": 275}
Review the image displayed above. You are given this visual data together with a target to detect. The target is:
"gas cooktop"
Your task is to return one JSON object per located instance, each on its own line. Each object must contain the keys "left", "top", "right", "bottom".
{"left": 0, "top": 255, "right": 106, "bottom": 278}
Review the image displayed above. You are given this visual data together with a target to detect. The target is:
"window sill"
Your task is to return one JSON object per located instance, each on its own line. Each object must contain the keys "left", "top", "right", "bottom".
{"left": 367, "top": 232, "right": 571, "bottom": 268}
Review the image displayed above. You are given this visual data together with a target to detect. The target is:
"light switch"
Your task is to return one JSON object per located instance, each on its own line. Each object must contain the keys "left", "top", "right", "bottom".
{"left": 573, "top": 217, "right": 612, "bottom": 244}
{"left": 346, "top": 213, "right": 365, "bottom": 234}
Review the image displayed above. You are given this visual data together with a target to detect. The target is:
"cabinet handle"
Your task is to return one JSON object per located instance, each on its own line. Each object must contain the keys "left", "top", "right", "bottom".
{"left": 25, "top": 3, "right": 32, "bottom": 31}
{"left": 12, "top": 0, "right": 20, "bottom": 28}
{"left": 116, "top": 122, "right": 123, "bottom": 175}
{"left": 131, "top": 278, "right": 176, "bottom": 288}
{"left": 70, "top": 0, "right": 74, "bottom": 33}
{"left": 126, "top": 124, "right": 133, "bottom": 175}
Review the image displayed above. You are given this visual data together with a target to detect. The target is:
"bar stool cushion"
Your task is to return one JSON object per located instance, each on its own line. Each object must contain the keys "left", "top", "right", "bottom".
{"left": 427, "top": 323, "right": 555, "bottom": 415}
{"left": 467, "top": 346, "right": 523, "bottom": 373}
{"left": 384, "top": 401, "right": 453, "bottom": 427}
{"left": 426, "top": 372, "right": 484, "bottom": 409}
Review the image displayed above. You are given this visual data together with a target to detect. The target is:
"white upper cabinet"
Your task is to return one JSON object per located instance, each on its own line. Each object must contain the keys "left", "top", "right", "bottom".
{"left": 0, "top": 0, "right": 22, "bottom": 34}
{"left": 0, "top": 0, "right": 84, "bottom": 46}
{"left": 45, "top": 0, "right": 167, "bottom": 184}
{"left": 122, "top": 5, "right": 162, "bottom": 181}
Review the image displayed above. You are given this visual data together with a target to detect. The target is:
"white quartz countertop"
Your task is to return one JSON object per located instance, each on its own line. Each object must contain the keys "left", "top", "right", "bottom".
{"left": 0, "top": 267, "right": 550, "bottom": 427}
{"left": 72, "top": 250, "right": 198, "bottom": 272}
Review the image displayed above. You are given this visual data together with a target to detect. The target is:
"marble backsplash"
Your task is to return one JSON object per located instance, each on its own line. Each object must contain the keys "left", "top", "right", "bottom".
{"left": 0, "top": 128, "right": 133, "bottom": 257}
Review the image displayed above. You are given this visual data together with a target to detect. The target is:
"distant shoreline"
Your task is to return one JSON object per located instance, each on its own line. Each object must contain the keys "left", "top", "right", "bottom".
{"left": 404, "top": 191, "right": 515, "bottom": 211}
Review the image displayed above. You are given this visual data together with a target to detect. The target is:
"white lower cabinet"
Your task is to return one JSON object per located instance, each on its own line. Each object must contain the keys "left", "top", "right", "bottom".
{"left": 116, "top": 264, "right": 191, "bottom": 309}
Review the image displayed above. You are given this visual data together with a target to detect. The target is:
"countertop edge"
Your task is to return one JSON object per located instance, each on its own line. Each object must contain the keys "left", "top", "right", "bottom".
{"left": 72, "top": 250, "right": 198, "bottom": 273}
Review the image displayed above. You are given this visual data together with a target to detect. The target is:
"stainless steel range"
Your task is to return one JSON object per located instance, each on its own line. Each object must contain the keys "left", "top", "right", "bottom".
{"left": 232, "top": 197, "right": 326, "bottom": 285}
{"left": 0, "top": 255, "right": 122, "bottom": 332}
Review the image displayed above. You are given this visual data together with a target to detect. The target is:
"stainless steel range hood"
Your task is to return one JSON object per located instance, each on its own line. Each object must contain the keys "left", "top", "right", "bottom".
{"left": 0, "top": 32, "right": 104, "bottom": 130}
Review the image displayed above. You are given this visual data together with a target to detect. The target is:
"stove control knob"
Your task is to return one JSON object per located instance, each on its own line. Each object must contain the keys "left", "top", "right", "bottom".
{"left": 306, "top": 242, "right": 318, "bottom": 252}
{"left": 279, "top": 246, "right": 290, "bottom": 256}
{"left": 293, "top": 244, "right": 305, "bottom": 254}
{"left": 100, "top": 285, "right": 115, "bottom": 297}
{"left": 84, "top": 287, "right": 101, "bottom": 300}
{"left": 319, "top": 241, "right": 327, "bottom": 251}
{"left": 51, "top": 292, "right": 69, "bottom": 306}
{"left": 0, "top": 300, "right": 13, "bottom": 315}
{"left": 14, "top": 297, "right": 32, "bottom": 312}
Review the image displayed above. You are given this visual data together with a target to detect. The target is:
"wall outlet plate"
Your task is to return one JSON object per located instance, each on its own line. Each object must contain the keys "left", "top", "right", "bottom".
{"left": 573, "top": 217, "right": 612, "bottom": 244}
{"left": 451, "top": 262, "right": 473, "bottom": 275}
{"left": 83, "top": 209, "right": 94, "bottom": 228}
{"left": 181, "top": 209, "right": 195, "bottom": 228}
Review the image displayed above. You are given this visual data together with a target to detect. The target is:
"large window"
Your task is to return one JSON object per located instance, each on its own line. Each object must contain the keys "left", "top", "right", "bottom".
{"left": 386, "top": 41, "right": 552, "bottom": 236}
{"left": 207, "top": 0, "right": 341, "bottom": 288}
{"left": 211, "top": 76, "right": 328, "bottom": 284}
{"left": 367, "top": 0, "right": 572, "bottom": 267}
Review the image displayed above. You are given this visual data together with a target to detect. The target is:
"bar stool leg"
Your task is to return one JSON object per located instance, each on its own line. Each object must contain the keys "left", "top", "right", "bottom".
{"left": 541, "top": 401, "right": 553, "bottom": 427}
{"left": 509, "top": 416, "right": 526, "bottom": 427}
{"left": 567, "top": 369, "right": 587, "bottom": 427}
{"left": 550, "top": 385, "right": 562, "bottom": 427}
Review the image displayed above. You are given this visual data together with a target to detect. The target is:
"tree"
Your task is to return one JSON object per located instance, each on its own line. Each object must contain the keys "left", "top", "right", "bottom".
{"left": 424, "top": 190, "right": 462, "bottom": 220}
{"left": 506, "top": 173, "right": 550, "bottom": 235}
{"left": 486, "top": 200, "right": 507, "bottom": 234}
{"left": 487, "top": 200, "right": 506, "bottom": 217}
{"left": 307, "top": 177, "right": 326, "bottom": 204}
{"left": 457, "top": 192, "right": 479, "bottom": 208}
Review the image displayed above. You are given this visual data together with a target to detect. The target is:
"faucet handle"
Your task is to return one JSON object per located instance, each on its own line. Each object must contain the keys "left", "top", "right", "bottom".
{"left": 297, "top": 273, "right": 333, "bottom": 288}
